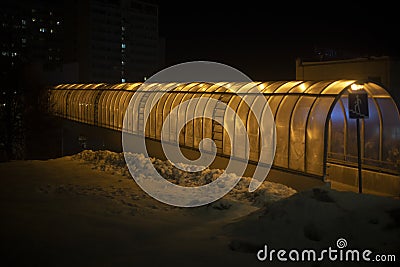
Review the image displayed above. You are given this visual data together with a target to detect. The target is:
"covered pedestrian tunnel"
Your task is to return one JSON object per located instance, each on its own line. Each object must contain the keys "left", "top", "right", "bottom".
{"left": 49, "top": 80, "right": 400, "bottom": 195}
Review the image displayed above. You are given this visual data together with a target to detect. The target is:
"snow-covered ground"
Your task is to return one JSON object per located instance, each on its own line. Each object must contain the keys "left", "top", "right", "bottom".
{"left": 0, "top": 150, "right": 399, "bottom": 267}
{"left": 71, "top": 150, "right": 297, "bottom": 207}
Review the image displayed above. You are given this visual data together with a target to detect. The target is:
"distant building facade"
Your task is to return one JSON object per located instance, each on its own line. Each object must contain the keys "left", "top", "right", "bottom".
{"left": 1, "top": 0, "right": 165, "bottom": 85}
{"left": 65, "top": 0, "right": 165, "bottom": 83}
{"left": 296, "top": 56, "right": 400, "bottom": 107}
{"left": 1, "top": 0, "right": 63, "bottom": 76}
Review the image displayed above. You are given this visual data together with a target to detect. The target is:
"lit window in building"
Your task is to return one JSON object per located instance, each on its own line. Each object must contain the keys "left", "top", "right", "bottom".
{"left": 21, "top": 19, "right": 26, "bottom": 25}
{"left": 21, "top": 38, "right": 26, "bottom": 43}
{"left": 121, "top": 60, "right": 125, "bottom": 65}
{"left": 50, "top": 29, "right": 53, "bottom": 33}
{"left": 121, "top": 26, "right": 125, "bottom": 31}
{"left": 50, "top": 11, "right": 53, "bottom": 16}
{"left": 121, "top": 43, "right": 126, "bottom": 49}
{"left": 56, "top": 21, "right": 60, "bottom": 25}
{"left": 40, "top": 28, "right": 45, "bottom": 32}
{"left": 1, "top": 51, "right": 7, "bottom": 56}
{"left": 11, "top": 52, "right": 17, "bottom": 57}
{"left": 32, "top": 18, "right": 36, "bottom": 22}
{"left": 121, "top": 78, "right": 126, "bottom": 83}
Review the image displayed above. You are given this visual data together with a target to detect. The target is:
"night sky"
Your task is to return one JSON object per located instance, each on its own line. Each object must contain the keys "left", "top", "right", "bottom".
{"left": 153, "top": 1, "right": 398, "bottom": 80}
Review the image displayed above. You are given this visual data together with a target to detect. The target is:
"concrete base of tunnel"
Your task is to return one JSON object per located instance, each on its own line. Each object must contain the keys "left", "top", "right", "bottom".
{"left": 56, "top": 119, "right": 399, "bottom": 196}
{"left": 326, "top": 163, "right": 400, "bottom": 197}
{"left": 58, "top": 119, "right": 326, "bottom": 192}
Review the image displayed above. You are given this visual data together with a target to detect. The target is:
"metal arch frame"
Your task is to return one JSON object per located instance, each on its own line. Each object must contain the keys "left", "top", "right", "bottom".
{"left": 338, "top": 98, "right": 347, "bottom": 159}
{"left": 256, "top": 81, "right": 286, "bottom": 164}
{"left": 286, "top": 81, "right": 317, "bottom": 169}
{"left": 371, "top": 97, "right": 384, "bottom": 162}
{"left": 180, "top": 83, "right": 207, "bottom": 146}
{"left": 269, "top": 81, "right": 301, "bottom": 168}
{"left": 287, "top": 81, "right": 320, "bottom": 171}
{"left": 169, "top": 83, "right": 199, "bottom": 144}
{"left": 359, "top": 80, "right": 400, "bottom": 162}
{"left": 185, "top": 82, "right": 214, "bottom": 148}
{"left": 211, "top": 83, "right": 234, "bottom": 155}
{"left": 322, "top": 80, "right": 361, "bottom": 178}
{"left": 303, "top": 80, "right": 336, "bottom": 174}
{"left": 233, "top": 82, "right": 261, "bottom": 160}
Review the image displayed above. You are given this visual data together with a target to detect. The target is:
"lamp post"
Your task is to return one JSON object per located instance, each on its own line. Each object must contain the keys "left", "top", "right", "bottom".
{"left": 348, "top": 84, "right": 369, "bottom": 193}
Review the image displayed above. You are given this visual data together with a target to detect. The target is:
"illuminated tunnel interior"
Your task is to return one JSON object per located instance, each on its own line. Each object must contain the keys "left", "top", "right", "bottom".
{"left": 49, "top": 80, "right": 400, "bottom": 194}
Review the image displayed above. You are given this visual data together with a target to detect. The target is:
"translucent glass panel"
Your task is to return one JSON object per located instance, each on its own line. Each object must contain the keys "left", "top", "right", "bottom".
{"left": 226, "top": 95, "right": 243, "bottom": 157}
{"left": 70, "top": 90, "right": 82, "bottom": 121}
{"left": 268, "top": 81, "right": 302, "bottom": 117}
{"left": 234, "top": 84, "right": 258, "bottom": 159}
{"left": 363, "top": 98, "right": 381, "bottom": 164}
{"left": 322, "top": 80, "right": 355, "bottom": 94}
{"left": 340, "top": 97, "right": 358, "bottom": 163}
{"left": 175, "top": 86, "right": 197, "bottom": 145}
{"left": 376, "top": 98, "right": 400, "bottom": 169}
{"left": 328, "top": 99, "right": 346, "bottom": 161}
{"left": 289, "top": 95, "right": 317, "bottom": 171}
{"left": 202, "top": 92, "right": 224, "bottom": 153}
{"left": 120, "top": 91, "right": 134, "bottom": 131}
{"left": 80, "top": 90, "right": 97, "bottom": 124}
{"left": 98, "top": 90, "right": 109, "bottom": 127}
{"left": 113, "top": 90, "right": 125, "bottom": 130}
{"left": 59, "top": 90, "right": 70, "bottom": 116}
{"left": 155, "top": 88, "right": 172, "bottom": 139}
{"left": 275, "top": 94, "right": 299, "bottom": 168}
{"left": 103, "top": 91, "right": 114, "bottom": 127}
{"left": 274, "top": 82, "right": 317, "bottom": 169}
{"left": 364, "top": 82, "right": 391, "bottom": 97}
{"left": 306, "top": 97, "right": 336, "bottom": 175}
{"left": 182, "top": 84, "right": 212, "bottom": 147}
{"left": 49, "top": 90, "right": 65, "bottom": 116}
{"left": 261, "top": 81, "right": 286, "bottom": 93}
{"left": 289, "top": 81, "right": 335, "bottom": 172}
{"left": 108, "top": 90, "right": 120, "bottom": 129}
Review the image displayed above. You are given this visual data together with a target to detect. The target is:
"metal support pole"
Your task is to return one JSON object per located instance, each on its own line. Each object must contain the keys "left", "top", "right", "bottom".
{"left": 356, "top": 118, "right": 362, "bottom": 193}
{"left": 61, "top": 120, "right": 64, "bottom": 157}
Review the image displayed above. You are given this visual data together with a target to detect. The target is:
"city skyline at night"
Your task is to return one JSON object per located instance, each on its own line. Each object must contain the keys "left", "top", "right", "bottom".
{"left": 2, "top": 0, "right": 399, "bottom": 83}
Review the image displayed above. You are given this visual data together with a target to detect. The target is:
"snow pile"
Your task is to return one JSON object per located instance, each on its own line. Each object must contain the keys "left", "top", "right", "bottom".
{"left": 71, "top": 150, "right": 296, "bottom": 206}
{"left": 226, "top": 187, "right": 400, "bottom": 256}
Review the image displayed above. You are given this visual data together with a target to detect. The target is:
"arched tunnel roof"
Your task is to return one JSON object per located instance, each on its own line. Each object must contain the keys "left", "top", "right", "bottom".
{"left": 50, "top": 80, "right": 400, "bottom": 177}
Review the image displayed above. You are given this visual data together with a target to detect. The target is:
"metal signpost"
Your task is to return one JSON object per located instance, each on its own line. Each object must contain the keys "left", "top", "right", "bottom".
{"left": 348, "top": 87, "right": 369, "bottom": 193}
